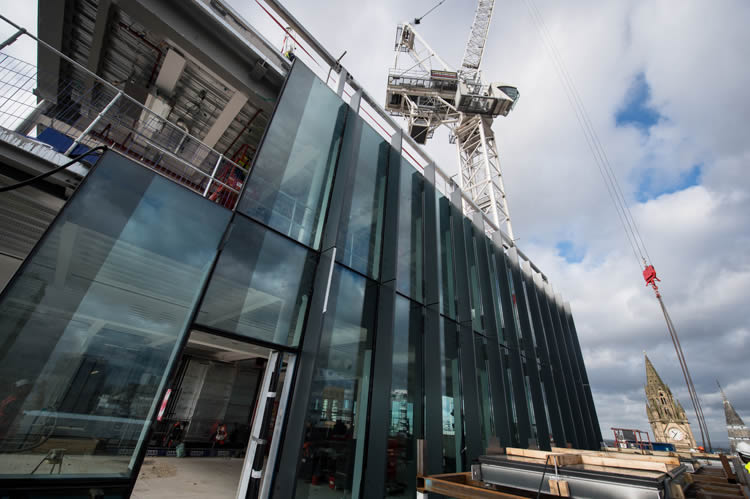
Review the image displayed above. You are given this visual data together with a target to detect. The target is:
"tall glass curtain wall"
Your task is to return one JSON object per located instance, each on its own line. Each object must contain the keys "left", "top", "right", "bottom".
{"left": 0, "top": 60, "right": 600, "bottom": 493}
{"left": 0, "top": 152, "right": 230, "bottom": 479}
{"left": 264, "top": 63, "right": 601, "bottom": 498}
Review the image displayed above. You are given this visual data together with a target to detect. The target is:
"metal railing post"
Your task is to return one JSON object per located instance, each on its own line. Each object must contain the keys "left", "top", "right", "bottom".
{"left": 64, "top": 91, "right": 122, "bottom": 155}
{"left": 0, "top": 28, "right": 25, "bottom": 50}
{"left": 202, "top": 153, "right": 224, "bottom": 197}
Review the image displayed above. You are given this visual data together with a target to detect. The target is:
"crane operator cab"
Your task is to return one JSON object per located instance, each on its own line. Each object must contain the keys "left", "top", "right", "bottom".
{"left": 455, "top": 81, "right": 520, "bottom": 117}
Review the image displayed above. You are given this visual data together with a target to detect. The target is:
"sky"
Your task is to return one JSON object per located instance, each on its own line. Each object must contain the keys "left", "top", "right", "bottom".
{"left": 2, "top": 0, "right": 748, "bottom": 449}
{"left": 235, "top": 0, "right": 750, "bottom": 449}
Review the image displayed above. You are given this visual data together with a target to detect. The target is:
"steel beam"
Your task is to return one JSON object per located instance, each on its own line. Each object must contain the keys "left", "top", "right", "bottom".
{"left": 83, "top": 0, "right": 112, "bottom": 99}
{"left": 36, "top": 0, "right": 66, "bottom": 103}
{"left": 120, "top": 0, "right": 283, "bottom": 113}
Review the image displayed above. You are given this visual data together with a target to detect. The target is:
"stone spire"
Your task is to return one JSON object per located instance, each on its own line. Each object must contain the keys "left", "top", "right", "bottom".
{"left": 645, "top": 354, "right": 666, "bottom": 391}
{"left": 717, "top": 381, "right": 750, "bottom": 453}
{"left": 644, "top": 353, "right": 697, "bottom": 451}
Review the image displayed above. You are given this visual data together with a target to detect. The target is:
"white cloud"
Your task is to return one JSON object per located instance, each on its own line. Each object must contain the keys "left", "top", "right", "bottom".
{"left": 263, "top": 0, "right": 750, "bottom": 448}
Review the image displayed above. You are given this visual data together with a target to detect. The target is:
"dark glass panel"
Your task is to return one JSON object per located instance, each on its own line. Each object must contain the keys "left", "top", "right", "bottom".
{"left": 439, "top": 318, "right": 463, "bottom": 472}
{"left": 474, "top": 335, "right": 494, "bottom": 452}
{"left": 0, "top": 152, "right": 229, "bottom": 477}
{"left": 438, "top": 196, "right": 457, "bottom": 319}
{"left": 383, "top": 295, "right": 423, "bottom": 497}
{"left": 295, "top": 265, "right": 377, "bottom": 498}
{"left": 196, "top": 215, "right": 317, "bottom": 347}
{"left": 336, "top": 113, "right": 389, "bottom": 278}
{"left": 395, "top": 161, "right": 424, "bottom": 301}
{"left": 239, "top": 63, "right": 347, "bottom": 249}
{"left": 463, "top": 219, "right": 483, "bottom": 332}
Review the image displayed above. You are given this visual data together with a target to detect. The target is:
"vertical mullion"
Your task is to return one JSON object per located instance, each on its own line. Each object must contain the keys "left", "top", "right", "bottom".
{"left": 524, "top": 266, "right": 565, "bottom": 448}
{"left": 362, "top": 130, "right": 402, "bottom": 498}
{"left": 506, "top": 247, "right": 550, "bottom": 450}
{"left": 472, "top": 215, "right": 512, "bottom": 447}
{"left": 564, "top": 302, "right": 603, "bottom": 447}
{"left": 490, "top": 238, "right": 531, "bottom": 448}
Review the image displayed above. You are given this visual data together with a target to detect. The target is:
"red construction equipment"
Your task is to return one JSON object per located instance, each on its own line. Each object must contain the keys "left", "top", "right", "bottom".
{"left": 641, "top": 261, "right": 712, "bottom": 451}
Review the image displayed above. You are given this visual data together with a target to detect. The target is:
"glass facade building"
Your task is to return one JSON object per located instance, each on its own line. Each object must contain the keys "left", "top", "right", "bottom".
{"left": 0, "top": 62, "right": 600, "bottom": 497}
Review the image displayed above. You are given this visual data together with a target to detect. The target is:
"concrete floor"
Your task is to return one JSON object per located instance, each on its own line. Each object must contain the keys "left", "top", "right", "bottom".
{"left": 132, "top": 457, "right": 244, "bottom": 498}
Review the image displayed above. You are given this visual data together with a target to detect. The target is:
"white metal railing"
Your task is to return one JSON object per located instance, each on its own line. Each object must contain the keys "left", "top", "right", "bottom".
{"left": 0, "top": 15, "right": 248, "bottom": 210}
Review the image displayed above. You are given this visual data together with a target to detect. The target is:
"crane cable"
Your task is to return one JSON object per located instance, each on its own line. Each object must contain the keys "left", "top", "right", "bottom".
{"left": 521, "top": 0, "right": 712, "bottom": 450}
{"left": 413, "top": 0, "right": 447, "bottom": 25}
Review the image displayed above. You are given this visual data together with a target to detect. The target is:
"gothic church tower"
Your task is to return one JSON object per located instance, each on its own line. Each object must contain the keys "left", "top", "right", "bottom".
{"left": 718, "top": 382, "right": 750, "bottom": 454}
{"left": 644, "top": 354, "right": 697, "bottom": 452}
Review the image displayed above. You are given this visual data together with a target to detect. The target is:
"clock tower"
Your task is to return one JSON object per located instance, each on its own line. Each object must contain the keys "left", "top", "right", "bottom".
{"left": 644, "top": 354, "right": 697, "bottom": 452}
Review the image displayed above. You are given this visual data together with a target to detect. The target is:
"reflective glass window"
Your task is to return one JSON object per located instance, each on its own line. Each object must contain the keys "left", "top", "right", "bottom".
{"left": 196, "top": 215, "right": 317, "bottom": 347}
{"left": 296, "top": 265, "right": 377, "bottom": 498}
{"left": 474, "top": 335, "right": 494, "bottom": 452}
{"left": 395, "top": 161, "right": 424, "bottom": 302}
{"left": 383, "top": 295, "right": 423, "bottom": 497}
{"left": 336, "top": 112, "right": 388, "bottom": 278}
{"left": 239, "top": 63, "right": 347, "bottom": 249}
{"left": 489, "top": 247, "right": 506, "bottom": 342}
{"left": 440, "top": 319, "right": 463, "bottom": 472}
{"left": 438, "top": 196, "right": 457, "bottom": 319}
{"left": 0, "top": 152, "right": 229, "bottom": 477}
{"left": 463, "top": 219, "right": 483, "bottom": 332}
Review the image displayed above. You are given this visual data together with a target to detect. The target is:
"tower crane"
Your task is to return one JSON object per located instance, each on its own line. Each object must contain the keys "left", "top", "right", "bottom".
{"left": 385, "top": 0, "right": 520, "bottom": 239}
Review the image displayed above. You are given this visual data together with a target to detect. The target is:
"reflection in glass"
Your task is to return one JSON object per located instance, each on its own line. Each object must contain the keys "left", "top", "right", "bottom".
{"left": 440, "top": 319, "right": 463, "bottom": 472}
{"left": 337, "top": 112, "right": 389, "bottom": 278}
{"left": 464, "top": 220, "right": 484, "bottom": 332}
{"left": 296, "top": 266, "right": 377, "bottom": 498}
{"left": 0, "top": 152, "right": 229, "bottom": 477}
{"left": 504, "top": 349, "right": 520, "bottom": 445}
{"left": 489, "top": 247, "right": 506, "bottom": 342}
{"left": 196, "top": 215, "right": 317, "bottom": 346}
{"left": 438, "top": 196, "right": 457, "bottom": 319}
{"left": 384, "top": 296, "right": 423, "bottom": 497}
{"left": 239, "top": 63, "right": 347, "bottom": 249}
{"left": 395, "top": 160, "right": 424, "bottom": 302}
{"left": 474, "top": 335, "right": 495, "bottom": 452}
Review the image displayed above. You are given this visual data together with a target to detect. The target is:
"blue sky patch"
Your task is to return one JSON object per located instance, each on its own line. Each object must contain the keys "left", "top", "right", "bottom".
{"left": 556, "top": 240, "right": 586, "bottom": 264}
{"left": 636, "top": 164, "right": 702, "bottom": 202}
{"left": 615, "top": 73, "right": 661, "bottom": 131}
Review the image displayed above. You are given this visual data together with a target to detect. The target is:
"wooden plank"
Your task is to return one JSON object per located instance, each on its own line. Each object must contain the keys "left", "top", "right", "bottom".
{"left": 670, "top": 482, "right": 686, "bottom": 499}
{"left": 504, "top": 448, "right": 582, "bottom": 465}
{"left": 549, "top": 479, "right": 571, "bottom": 497}
{"left": 720, "top": 453, "right": 737, "bottom": 482}
{"left": 693, "top": 474, "right": 733, "bottom": 484}
{"left": 578, "top": 454, "right": 670, "bottom": 473}
{"left": 422, "top": 472, "right": 529, "bottom": 499}
{"left": 551, "top": 446, "right": 680, "bottom": 466}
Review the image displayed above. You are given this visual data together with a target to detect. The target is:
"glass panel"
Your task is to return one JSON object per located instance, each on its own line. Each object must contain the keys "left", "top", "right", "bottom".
{"left": 384, "top": 295, "right": 423, "bottom": 497}
{"left": 464, "top": 219, "right": 483, "bottom": 332}
{"left": 239, "top": 63, "right": 347, "bottom": 249}
{"left": 0, "top": 152, "right": 230, "bottom": 477}
{"left": 438, "top": 196, "right": 457, "bottom": 319}
{"left": 336, "top": 112, "right": 388, "bottom": 278}
{"left": 503, "top": 348, "right": 520, "bottom": 445}
{"left": 395, "top": 160, "right": 424, "bottom": 301}
{"left": 296, "top": 265, "right": 377, "bottom": 498}
{"left": 196, "top": 215, "right": 317, "bottom": 347}
{"left": 440, "top": 318, "right": 462, "bottom": 472}
{"left": 489, "top": 247, "right": 506, "bottom": 342}
{"left": 474, "top": 335, "right": 494, "bottom": 452}
{"left": 522, "top": 359, "right": 538, "bottom": 442}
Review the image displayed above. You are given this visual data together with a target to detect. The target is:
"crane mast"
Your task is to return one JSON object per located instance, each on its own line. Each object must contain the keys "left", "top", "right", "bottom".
{"left": 384, "top": 0, "right": 520, "bottom": 239}
{"left": 461, "top": 0, "right": 496, "bottom": 82}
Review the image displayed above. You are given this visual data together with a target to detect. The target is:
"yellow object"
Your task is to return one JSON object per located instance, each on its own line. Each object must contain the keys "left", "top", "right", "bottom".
{"left": 745, "top": 460, "right": 750, "bottom": 474}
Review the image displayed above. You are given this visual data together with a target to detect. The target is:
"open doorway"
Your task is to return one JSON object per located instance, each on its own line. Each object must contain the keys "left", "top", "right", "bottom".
{"left": 132, "top": 329, "right": 289, "bottom": 498}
